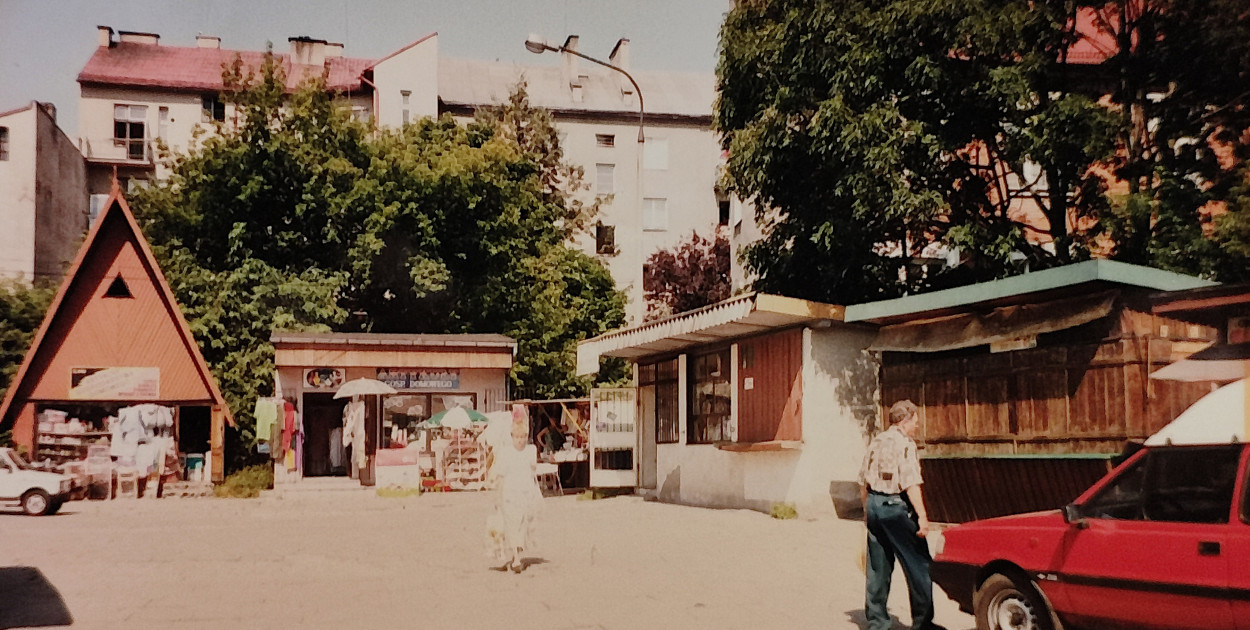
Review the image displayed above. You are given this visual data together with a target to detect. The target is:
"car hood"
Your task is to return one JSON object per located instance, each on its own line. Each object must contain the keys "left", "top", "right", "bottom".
{"left": 949, "top": 509, "right": 1067, "bottom": 532}
{"left": 18, "top": 470, "right": 72, "bottom": 484}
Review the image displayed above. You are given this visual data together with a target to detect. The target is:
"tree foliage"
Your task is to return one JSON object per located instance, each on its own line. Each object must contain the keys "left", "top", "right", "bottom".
{"left": 130, "top": 55, "right": 624, "bottom": 451}
{"left": 0, "top": 280, "right": 55, "bottom": 446}
{"left": 717, "top": 0, "right": 1250, "bottom": 304}
{"left": 643, "top": 230, "right": 732, "bottom": 320}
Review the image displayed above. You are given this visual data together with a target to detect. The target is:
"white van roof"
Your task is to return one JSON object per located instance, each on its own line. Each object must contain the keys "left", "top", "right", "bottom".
{"left": 1145, "top": 379, "right": 1246, "bottom": 446}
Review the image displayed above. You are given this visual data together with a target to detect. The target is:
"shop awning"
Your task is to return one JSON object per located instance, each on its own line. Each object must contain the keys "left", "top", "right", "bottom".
{"left": 576, "top": 293, "right": 845, "bottom": 374}
{"left": 867, "top": 291, "right": 1117, "bottom": 353}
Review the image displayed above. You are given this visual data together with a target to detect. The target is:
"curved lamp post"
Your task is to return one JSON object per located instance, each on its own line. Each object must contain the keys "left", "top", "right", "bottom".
{"left": 525, "top": 34, "right": 645, "bottom": 144}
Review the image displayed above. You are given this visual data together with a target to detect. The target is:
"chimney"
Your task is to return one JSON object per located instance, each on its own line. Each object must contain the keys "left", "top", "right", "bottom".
{"left": 196, "top": 34, "right": 221, "bottom": 49}
{"left": 97, "top": 25, "right": 114, "bottom": 47}
{"left": 561, "top": 35, "right": 581, "bottom": 88}
{"left": 609, "top": 38, "right": 630, "bottom": 72}
{"left": 324, "top": 42, "right": 344, "bottom": 59}
{"left": 118, "top": 30, "right": 160, "bottom": 45}
{"left": 288, "top": 36, "right": 328, "bottom": 66}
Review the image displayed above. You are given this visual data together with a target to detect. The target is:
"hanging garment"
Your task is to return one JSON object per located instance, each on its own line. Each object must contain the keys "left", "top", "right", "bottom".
{"left": 133, "top": 404, "right": 173, "bottom": 430}
{"left": 328, "top": 427, "right": 344, "bottom": 468}
{"left": 254, "top": 399, "right": 278, "bottom": 442}
{"left": 282, "top": 401, "right": 297, "bottom": 452}
{"left": 342, "top": 400, "right": 367, "bottom": 469}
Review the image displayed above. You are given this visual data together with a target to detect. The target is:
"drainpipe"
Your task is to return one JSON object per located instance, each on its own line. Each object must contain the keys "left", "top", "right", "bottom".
{"left": 359, "top": 75, "right": 379, "bottom": 131}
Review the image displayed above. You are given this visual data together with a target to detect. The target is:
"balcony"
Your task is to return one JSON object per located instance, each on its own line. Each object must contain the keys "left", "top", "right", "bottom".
{"left": 80, "top": 137, "right": 155, "bottom": 168}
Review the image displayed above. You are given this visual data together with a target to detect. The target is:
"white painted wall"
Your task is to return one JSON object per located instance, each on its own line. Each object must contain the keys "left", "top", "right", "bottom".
{"left": 649, "top": 325, "right": 879, "bottom": 516}
{"left": 558, "top": 120, "right": 725, "bottom": 323}
{"left": 0, "top": 106, "right": 38, "bottom": 280}
{"left": 371, "top": 35, "right": 439, "bottom": 128}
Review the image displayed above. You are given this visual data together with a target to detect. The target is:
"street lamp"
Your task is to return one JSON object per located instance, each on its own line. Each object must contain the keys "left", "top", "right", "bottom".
{"left": 524, "top": 34, "right": 645, "bottom": 144}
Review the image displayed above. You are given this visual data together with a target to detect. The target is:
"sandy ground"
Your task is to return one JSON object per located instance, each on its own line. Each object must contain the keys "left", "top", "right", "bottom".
{"left": 1, "top": 480, "right": 974, "bottom": 630}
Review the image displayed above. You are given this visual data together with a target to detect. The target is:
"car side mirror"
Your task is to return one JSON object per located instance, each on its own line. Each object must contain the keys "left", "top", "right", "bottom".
{"left": 1061, "top": 503, "right": 1088, "bottom": 529}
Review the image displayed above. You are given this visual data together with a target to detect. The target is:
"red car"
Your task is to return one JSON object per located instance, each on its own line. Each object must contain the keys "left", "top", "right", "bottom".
{"left": 932, "top": 380, "right": 1249, "bottom": 630}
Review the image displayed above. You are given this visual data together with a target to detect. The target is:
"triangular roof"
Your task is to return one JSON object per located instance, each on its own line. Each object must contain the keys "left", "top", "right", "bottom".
{"left": 0, "top": 186, "right": 233, "bottom": 431}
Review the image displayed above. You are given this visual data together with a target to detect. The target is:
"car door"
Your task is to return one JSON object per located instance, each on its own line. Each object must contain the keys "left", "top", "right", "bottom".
{"left": 1225, "top": 445, "right": 1250, "bottom": 630}
{"left": 1058, "top": 446, "right": 1238, "bottom": 630}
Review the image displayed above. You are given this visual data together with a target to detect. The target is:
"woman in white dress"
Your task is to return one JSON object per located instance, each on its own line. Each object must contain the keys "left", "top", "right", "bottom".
{"left": 487, "top": 407, "right": 542, "bottom": 572}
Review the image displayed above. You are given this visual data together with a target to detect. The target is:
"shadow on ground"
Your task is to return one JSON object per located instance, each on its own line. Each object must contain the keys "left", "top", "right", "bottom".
{"left": 0, "top": 566, "right": 73, "bottom": 628}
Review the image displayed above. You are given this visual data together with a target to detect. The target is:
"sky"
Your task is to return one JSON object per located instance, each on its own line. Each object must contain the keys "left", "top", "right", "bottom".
{"left": 0, "top": 0, "right": 730, "bottom": 137}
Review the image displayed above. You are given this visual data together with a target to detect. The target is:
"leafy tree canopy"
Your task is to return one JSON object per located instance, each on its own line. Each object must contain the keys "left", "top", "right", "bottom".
{"left": 643, "top": 230, "right": 732, "bottom": 320}
{"left": 717, "top": 0, "right": 1250, "bottom": 304}
{"left": 131, "top": 54, "right": 625, "bottom": 449}
{"left": 0, "top": 279, "right": 55, "bottom": 445}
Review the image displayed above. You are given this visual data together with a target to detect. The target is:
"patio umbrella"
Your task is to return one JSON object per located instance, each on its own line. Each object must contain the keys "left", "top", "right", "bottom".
{"left": 421, "top": 407, "right": 489, "bottom": 429}
{"left": 333, "top": 378, "right": 398, "bottom": 399}
{"left": 1150, "top": 342, "right": 1250, "bottom": 382}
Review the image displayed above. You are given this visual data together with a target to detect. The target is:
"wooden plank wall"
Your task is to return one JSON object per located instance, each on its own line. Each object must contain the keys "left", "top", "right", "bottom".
{"left": 922, "top": 457, "right": 1115, "bottom": 522}
{"left": 737, "top": 329, "right": 803, "bottom": 442}
{"left": 880, "top": 303, "right": 1219, "bottom": 457}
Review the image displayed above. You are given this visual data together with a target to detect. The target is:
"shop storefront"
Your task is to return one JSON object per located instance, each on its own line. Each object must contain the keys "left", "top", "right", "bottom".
{"left": 271, "top": 332, "right": 515, "bottom": 487}
{"left": 0, "top": 189, "right": 232, "bottom": 488}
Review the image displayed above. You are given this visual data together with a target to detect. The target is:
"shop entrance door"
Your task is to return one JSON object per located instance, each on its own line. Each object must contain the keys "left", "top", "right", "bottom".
{"left": 303, "top": 393, "right": 348, "bottom": 477}
{"left": 589, "top": 388, "right": 637, "bottom": 488}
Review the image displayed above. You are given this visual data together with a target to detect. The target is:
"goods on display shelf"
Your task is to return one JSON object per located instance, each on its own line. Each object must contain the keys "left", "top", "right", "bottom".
{"left": 442, "top": 435, "right": 485, "bottom": 490}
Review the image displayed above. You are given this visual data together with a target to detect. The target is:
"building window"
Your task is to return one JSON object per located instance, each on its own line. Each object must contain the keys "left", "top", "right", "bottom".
{"left": 596, "top": 163, "right": 614, "bottom": 197}
{"left": 688, "top": 349, "right": 731, "bottom": 444}
{"left": 201, "top": 96, "right": 224, "bottom": 122}
{"left": 643, "top": 137, "right": 668, "bottom": 170}
{"left": 158, "top": 107, "right": 169, "bottom": 139}
{"left": 595, "top": 223, "right": 616, "bottom": 255}
{"left": 0, "top": 127, "right": 8, "bottom": 160}
{"left": 113, "top": 104, "right": 147, "bottom": 160}
{"left": 640, "top": 359, "right": 679, "bottom": 444}
{"left": 401, "top": 90, "right": 411, "bottom": 105}
{"left": 642, "top": 197, "right": 668, "bottom": 231}
{"left": 595, "top": 134, "right": 615, "bottom": 148}
{"left": 718, "top": 198, "right": 731, "bottom": 226}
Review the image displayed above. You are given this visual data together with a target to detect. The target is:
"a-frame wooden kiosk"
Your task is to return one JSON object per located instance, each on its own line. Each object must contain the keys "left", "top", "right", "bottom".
{"left": 0, "top": 185, "right": 231, "bottom": 482}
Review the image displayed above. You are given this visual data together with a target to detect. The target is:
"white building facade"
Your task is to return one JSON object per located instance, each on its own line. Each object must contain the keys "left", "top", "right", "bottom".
{"left": 0, "top": 101, "right": 88, "bottom": 282}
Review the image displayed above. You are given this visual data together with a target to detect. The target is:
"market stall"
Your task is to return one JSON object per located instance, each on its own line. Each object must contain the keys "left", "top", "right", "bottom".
{"left": 0, "top": 188, "right": 232, "bottom": 492}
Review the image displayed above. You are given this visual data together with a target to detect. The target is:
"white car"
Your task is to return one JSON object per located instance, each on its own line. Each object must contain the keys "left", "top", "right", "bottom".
{"left": 0, "top": 447, "right": 73, "bottom": 515}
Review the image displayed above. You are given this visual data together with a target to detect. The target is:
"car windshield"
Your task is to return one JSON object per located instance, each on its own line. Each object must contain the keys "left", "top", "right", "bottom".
{"left": 6, "top": 450, "right": 32, "bottom": 470}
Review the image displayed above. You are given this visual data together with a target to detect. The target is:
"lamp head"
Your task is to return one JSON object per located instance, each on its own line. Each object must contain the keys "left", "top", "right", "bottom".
{"left": 525, "top": 34, "right": 551, "bottom": 54}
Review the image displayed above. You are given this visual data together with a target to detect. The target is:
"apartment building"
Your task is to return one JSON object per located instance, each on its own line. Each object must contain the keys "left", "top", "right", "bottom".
{"left": 0, "top": 101, "right": 88, "bottom": 282}
{"left": 77, "top": 27, "right": 741, "bottom": 322}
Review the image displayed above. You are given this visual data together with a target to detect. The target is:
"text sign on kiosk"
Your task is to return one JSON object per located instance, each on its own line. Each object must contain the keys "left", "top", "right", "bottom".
{"left": 69, "top": 367, "right": 160, "bottom": 400}
{"left": 376, "top": 369, "right": 460, "bottom": 390}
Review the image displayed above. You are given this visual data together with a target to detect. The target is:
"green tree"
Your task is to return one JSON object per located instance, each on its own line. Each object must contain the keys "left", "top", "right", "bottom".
{"left": 0, "top": 279, "right": 55, "bottom": 446}
{"left": 717, "top": 0, "right": 1248, "bottom": 303}
{"left": 131, "top": 55, "right": 625, "bottom": 455}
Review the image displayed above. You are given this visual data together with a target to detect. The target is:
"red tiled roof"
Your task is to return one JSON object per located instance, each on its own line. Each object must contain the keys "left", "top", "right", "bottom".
{"left": 77, "top": 42, "right": 376, "bottom": 93}
{"left": 1068, "top": 7, "right": 1123, "bottom": 65}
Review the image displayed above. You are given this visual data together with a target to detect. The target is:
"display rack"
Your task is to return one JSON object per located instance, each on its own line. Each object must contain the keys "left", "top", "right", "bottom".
{"left": 35, "top": 431, "right": 110, "bottom": 467}
{"left": 442, "top": 436, "right": 485, "bottom": 490}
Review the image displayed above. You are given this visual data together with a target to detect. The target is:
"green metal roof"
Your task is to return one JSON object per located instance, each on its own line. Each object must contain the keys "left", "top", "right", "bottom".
{"left": 844, "top": 260, "right": 1216, "bottom": 323}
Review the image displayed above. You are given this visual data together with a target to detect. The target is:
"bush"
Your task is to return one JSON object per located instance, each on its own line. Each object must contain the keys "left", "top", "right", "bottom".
{"left": 770, "top": 502, "right": 798, "bottom": 520}
{"left": 213, "top": 464, "right": 273, "bottom": 499}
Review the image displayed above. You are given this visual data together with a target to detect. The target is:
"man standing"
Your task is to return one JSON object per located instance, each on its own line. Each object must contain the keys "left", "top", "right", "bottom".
{"left": 858, "top": 400, "right": 945, "bottom": 630}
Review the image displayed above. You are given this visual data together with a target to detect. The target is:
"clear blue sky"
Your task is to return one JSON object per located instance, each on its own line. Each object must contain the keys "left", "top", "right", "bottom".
{"left": 0, "top": 0, "right": 730, "bottom": 137}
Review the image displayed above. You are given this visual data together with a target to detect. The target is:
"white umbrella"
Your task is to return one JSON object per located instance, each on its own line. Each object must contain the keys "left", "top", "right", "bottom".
{"left": 439, "top": 406, "right": 474, "bottom": 430}
{"left": 1145, "top": 378, "right": 1245, "bottom": 446}
{"left": 333, "top": 378, "right": 398, "bottom": 399}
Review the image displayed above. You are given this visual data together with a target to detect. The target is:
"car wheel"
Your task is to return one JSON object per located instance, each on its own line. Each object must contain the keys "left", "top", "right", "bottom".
{"left": 20, "top": 489, "right": 51, "bottom": 516}
{"left": 974, "top": 573, "right": 1059, "bottom": 630}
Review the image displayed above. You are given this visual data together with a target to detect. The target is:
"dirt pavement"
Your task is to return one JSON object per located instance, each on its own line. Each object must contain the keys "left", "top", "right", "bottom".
{"left": 2, "top": 481, "right": 974, "bottom": 630}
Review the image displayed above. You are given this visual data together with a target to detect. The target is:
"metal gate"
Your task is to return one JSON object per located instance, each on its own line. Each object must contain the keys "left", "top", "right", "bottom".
{"left": 589, "top": 387, "right": 638, "bottom": 488}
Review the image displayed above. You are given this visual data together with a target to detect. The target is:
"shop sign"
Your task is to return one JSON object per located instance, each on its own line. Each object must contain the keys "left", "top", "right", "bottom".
{"left": 303, "top": 368, "right": 345, "bottom": 390}
{"left": 376, "top": 369, "right": 460, "bottom": 390}
{"left": 69, "top": 367, "right": 160, "bottom": 400}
